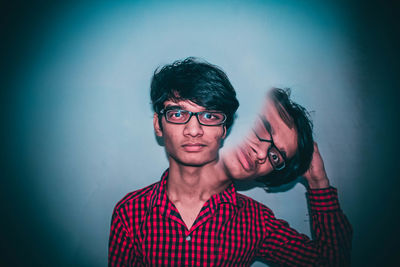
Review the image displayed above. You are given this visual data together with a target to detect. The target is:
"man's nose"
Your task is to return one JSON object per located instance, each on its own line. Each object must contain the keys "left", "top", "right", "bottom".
{"left": 183, "top": 115, "right": 204, "bottom": 137}
{"left": 250, "top": 140, "right": 269, "bottom": 164}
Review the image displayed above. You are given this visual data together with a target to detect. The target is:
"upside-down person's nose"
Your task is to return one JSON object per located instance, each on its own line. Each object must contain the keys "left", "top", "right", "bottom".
{"left": 251, "top": 142, "right": 268, "bottom": 164}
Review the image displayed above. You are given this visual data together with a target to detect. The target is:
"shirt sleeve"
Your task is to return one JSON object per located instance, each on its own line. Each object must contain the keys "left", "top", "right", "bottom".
{"left": 108, "top": 209, "right": 136, "bottom": 267}
{"left": 257, "top": 187, "right": 353, "bottom": 266}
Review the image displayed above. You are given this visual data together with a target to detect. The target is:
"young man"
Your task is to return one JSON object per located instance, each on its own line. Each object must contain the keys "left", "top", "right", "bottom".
{"left": 108, "top": 58, "right": 352, "bottom": 266}
{"left": 220, "top": 88, "right": 315, "bottom": 187}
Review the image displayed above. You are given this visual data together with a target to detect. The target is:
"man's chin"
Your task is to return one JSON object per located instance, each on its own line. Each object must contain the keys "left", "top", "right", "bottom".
{"left": 223, "top": 160, "right": 274, "bottom": 180}
{"left": 174, "top": 156, "right": 218, "bottom": 168}
{"left": 223, "top": 163, "right": 258, "bottom": 180}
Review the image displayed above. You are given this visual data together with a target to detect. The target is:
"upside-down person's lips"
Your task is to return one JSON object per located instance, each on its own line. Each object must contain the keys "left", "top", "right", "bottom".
{"left": 237, "top": 146, "right": 255, "bottom": 171}
{"left": 182, "top": 143, "right": 206, "bottom": 152}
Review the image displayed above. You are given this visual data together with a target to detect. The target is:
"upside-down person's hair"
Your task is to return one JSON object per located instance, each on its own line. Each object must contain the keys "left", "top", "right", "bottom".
{"left": 256, "top": 88, "right": 314, "bottom": 187}
{"left": 150, "top": 57, "right": 239, "bottom": 131}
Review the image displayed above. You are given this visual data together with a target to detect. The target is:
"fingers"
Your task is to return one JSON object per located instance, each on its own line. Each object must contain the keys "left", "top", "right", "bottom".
{"left": 303, "top": 142, "right": 330, "bottom": 189}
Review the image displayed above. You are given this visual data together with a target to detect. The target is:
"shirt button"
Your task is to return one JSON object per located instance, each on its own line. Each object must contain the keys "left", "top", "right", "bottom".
{"left": 185, "top": 235, "right": 191, "bottom": 241}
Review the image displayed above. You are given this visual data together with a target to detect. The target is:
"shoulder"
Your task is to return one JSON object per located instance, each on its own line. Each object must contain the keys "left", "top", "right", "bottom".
{"left": 109, "top": 182, "right": 159, "bottom": 238}
{"left": 113, "top": 182, "right": 158, "bottom": 216}
{"left": 236, "top": 192, "right": 276, "bottom": 218}
{"left": 235, "top": 192, "right": 290, "bottom": 235}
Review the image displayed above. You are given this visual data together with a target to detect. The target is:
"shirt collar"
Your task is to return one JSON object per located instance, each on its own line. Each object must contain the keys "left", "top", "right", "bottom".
{"left": 149, "top": 169, "right": 238, "bottom": 209}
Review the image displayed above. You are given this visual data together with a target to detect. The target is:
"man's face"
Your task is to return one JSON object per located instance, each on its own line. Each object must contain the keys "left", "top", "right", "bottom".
{"left": 154, "top": 100, "right": 226, "bottom": 167}
{"left": 222, "top": 99, "right": 298, "bottom": 179}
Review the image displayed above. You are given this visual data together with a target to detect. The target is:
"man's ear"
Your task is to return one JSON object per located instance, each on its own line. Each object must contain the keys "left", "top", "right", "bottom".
{"left": 222, "top": 125, "right": 227, "bottom": 139}
{"left": 153, "top": 113, "right": 163, "bottom": 137}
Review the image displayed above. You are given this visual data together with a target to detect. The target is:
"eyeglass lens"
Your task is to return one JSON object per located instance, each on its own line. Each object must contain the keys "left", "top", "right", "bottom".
{"left": 165, "top": 109, "right": 226, "bottom": 125}
{"left": 268, "top": 146, "right": 285, "bottom": 170}
{"left": 253, "top": 117, "right": 286, "bottom": 170}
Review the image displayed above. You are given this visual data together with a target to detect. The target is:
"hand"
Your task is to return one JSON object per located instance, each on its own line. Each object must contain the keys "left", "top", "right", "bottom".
{"left": 303, "top": 142, "right": 330, "bottom": 189}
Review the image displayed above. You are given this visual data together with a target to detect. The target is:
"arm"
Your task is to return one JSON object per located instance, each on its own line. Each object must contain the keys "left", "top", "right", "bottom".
{"left": 303, "top": 143, "right": 330, "bottom": 189}
{"left": 257, "top": 143, "right": 353, "bottom": 266}
{"left": 108, "top": 209, "right": 136, "bottom": 267}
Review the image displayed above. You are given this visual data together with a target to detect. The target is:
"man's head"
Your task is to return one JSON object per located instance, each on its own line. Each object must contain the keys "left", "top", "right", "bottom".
{"left": 151, "top": 57, "right": 239, "bottom": 167}
{"left": 259, "top": 88, "right": 314, "bottom": 186}
{"left": 222, "top": 88, "right": 314, "bottom": 187}
{"left": 151, "top": 57, "right": 239, "bottom": 132}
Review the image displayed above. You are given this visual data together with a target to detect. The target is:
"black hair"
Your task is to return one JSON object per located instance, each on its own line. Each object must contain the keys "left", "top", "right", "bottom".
{"left": 256, "top": 88, "right": 314, "bottom": 187}
{"left": 150, "top": 57, "right": 239, "bottom": 131}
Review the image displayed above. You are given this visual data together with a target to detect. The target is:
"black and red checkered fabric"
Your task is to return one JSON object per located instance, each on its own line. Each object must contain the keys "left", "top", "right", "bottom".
{"left": 109, "top": 170, "right": 352, "bottom": 266}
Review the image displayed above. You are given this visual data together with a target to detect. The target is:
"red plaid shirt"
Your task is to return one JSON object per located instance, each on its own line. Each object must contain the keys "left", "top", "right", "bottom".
{"left": 109, "top": 170, "right": 352, "bottom": 266}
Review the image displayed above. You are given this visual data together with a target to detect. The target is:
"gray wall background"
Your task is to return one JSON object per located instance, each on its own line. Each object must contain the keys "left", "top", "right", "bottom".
{"left": 1, "top": 0, "right": 399, "bottom": 266}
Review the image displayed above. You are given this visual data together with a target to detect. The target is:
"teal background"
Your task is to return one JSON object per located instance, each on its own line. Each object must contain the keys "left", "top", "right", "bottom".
{"left": 1, "top": 0, "right": 399, "bottom": 266}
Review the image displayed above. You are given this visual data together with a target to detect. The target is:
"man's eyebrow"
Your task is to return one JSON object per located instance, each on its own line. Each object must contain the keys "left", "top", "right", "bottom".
{"left": 275, "top": 102, "right": 294, "bottom": 129}
{"left": 164, "top": 105, "right": 183, "bottom": 111}
{"left": 261, "top": 116, "right": 288, "bottom": 158}
{"left": 260, "top": 116, "right": 274, "bottom": 135}
{"left": 280, "top": 150, "right": 288, "bottom": 160}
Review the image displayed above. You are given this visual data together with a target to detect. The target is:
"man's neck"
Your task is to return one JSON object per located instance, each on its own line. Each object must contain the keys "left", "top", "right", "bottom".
{"left": 166, "top": 158, "right": 231, "bottom": 230}
{"left": 167, "top": 159, "right": 230, "bottom": 203}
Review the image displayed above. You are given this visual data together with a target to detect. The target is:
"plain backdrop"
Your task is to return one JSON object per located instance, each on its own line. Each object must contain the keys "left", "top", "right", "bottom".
{"left": 1, "top": 0, "right": 399, "bottom": 266}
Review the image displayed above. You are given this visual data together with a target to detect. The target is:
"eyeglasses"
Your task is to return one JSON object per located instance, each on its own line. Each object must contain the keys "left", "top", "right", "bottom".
{"left": 253, "top": 119, "right": 286, "bottom": 171}
{"left": 160, "top": 109, "right": 227, "bottom": 126}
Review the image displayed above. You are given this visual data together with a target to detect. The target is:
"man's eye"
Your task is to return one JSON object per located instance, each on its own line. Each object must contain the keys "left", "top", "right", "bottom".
{"left": 173, "top": 111, "right": 182, "bottom": 117}
{"left": 204, "top": 113, "right": 214, "bottom": 119}
{"left": 269, "top": 151, "right": 280, "bottom": 163}
{"left": 167, "top": 110, "right": 186, "bottom": 120}
{"left": 202, "top": 112, "right": 222, "bottom": 121}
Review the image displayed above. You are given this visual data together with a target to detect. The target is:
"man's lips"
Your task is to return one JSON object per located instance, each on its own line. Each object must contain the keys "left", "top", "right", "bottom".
{"left": 182, "top": 143, "right": 206, "bottom": 152}
{"left": 237, "top": 146, "right": 256, "bottom": 171}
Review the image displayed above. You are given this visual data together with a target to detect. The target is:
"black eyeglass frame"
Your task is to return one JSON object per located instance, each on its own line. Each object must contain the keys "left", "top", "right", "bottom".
{"left": 159, "top": 109, "right": 227, "bottom": 126}
{"left": 253, "top": 129, "right": 287, "bottom": 171}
